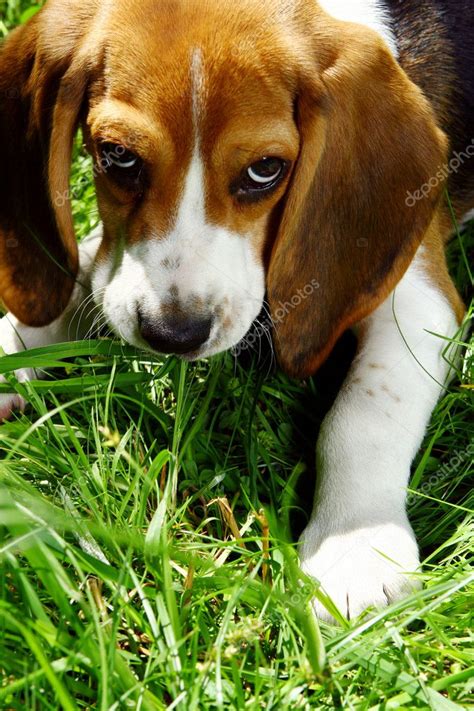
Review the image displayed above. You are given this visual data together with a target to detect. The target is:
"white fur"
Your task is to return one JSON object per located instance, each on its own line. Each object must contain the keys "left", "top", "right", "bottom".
{"left": 0, "top": 229, "right": 101, "bottom": 418}
{"left": 461, "top": 208, "right": 474, "bottom": 225}
{"left": 317, "top": 0, "right": 398, "bottom": 56}
{"left": 191, "top": 48, "right": 205, "bottom": 134}
{"left": 300, "top": 248, "right": 460, "bottom": 621}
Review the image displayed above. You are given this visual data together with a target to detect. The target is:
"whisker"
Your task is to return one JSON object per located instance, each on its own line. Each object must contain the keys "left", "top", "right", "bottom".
{"left": 84, "top": 312, "right": 109, "bottom": 341}
{"left": 68, "top": 286, "right": 108, "bottom": 340}
{"left": 70, "top": 303, "right": 104, "bottom": 341}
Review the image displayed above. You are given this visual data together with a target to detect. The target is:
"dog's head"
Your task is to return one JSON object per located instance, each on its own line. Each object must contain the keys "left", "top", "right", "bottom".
{"left": 0, "top": 0, "right": 447, "bottom": 376}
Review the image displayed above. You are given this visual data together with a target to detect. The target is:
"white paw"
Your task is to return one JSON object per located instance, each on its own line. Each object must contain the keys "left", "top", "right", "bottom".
{"left": 0, "top": 392, "right": 27, "bottom": 420}
{"left": 0, "top": 368, "right": 35, "bottom": 420}
{"left": 300, "top": 519, "right": 422, "bottom": 623}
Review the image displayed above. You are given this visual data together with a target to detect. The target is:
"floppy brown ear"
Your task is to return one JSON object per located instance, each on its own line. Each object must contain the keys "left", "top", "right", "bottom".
{"left": 267, "top": 20, "right": 448, "bottom": 379}
{"left": 0, "top": 11, "right": 92, "bottom": 326}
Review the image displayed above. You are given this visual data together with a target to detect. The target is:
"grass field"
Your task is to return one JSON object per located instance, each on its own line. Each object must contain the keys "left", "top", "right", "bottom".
{"left": 0, "top": 2, "right": 473, "bottom": 708}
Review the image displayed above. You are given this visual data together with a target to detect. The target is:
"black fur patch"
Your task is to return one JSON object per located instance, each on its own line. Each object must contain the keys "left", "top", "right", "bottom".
{"left": 383, "top": 0, "right": 474, "bottom": 204}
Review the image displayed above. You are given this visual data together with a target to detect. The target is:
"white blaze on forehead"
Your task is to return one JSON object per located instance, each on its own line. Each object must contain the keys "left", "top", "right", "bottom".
{"left": 178, "top": 48, "right": 207, "bottom": 229}
{"left": 190, "top": 48, "right": 206, "bottom": 140}
{"left": 175, "top": 151, "right": 206, "bottom": 238}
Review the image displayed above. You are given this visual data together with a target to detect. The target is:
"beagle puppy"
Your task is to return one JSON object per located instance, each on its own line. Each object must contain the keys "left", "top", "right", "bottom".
{"left": 0, "top": 0, "right": 472, "bottom": 622}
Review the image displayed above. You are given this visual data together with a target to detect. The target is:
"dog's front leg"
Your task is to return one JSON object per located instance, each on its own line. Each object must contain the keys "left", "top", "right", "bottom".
{"left": 0, "top": 228, "right": 102, "bottom": 418}
{"left": 300, "top": 250, "right": 463, "bottom": 622}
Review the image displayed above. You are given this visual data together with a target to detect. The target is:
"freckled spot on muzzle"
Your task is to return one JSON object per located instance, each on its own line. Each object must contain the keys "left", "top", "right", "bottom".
{"left": 161, "top": 256, "right": 182, "bottom": 270}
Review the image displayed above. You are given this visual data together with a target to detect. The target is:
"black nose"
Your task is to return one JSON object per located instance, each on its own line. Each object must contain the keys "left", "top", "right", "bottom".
{"left": 139, "top": 313, "right": 213, "bottom": 355}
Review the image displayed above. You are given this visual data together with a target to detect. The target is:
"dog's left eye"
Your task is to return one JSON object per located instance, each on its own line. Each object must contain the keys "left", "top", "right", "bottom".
{"left": 247, "top": 158, "right": 285, "bottom": 186}
{"left": 99, "top": 142, "right": 144, "bottom": 188}
{"left": 232, "top": 157, "right": 289, "bottom": 201}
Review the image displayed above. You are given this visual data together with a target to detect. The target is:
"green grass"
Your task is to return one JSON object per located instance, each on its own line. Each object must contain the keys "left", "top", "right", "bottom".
{"left": 1, "top": 2, "right": 473, "bottom": 708}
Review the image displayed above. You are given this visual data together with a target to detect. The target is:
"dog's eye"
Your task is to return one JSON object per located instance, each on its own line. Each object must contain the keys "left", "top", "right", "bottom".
{"left": 247, "top": 158, "right": 285, "bottom": 186}
{"left": 232, "top": 157, "right": 289, "bottom": 201}
{"left": 99, "top": 142, "right": 144, "bottom": 189}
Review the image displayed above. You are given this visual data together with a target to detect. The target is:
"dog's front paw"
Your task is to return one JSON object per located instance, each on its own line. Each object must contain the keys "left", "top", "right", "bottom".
{"left": 0, "top": 367, "right": 36, "bottom": 420}
{"left": 300, "top": 519, "right": 421, "bottom": 623}
{"left": 0, "top": 392, "right": 27, "bottom": 420}
{"left": 0, "top": 314, "right": 40, "bottom": 420}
